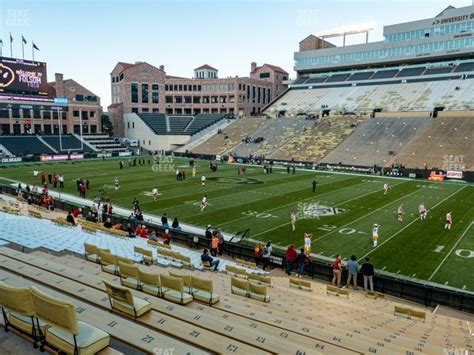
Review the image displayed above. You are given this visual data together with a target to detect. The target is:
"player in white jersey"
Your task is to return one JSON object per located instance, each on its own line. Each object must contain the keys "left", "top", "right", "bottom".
{"left": 445, "top": 212, "right": 452, "bottom": 230}
{"left": 201, "top": 175, "right": 206, "bottom": 186}
{"left": 304, "top": 233, "right": 312, "bottom": 255}
{"left": 372, "top": 224, "right": 380, "bottom": 247}
{"left": 114, "top": 177, "right": 120, "bottom": 191}
{"left": 290, "top": 211, "right": 297, "bottom": 231}
{"left": 383, "top": 183, "right": 389, "bottom": 195}
{"left": 192, "top": 166, "right": 197, "bottom": 178}
{"left": 418, "top": 202, "right": 427, "bottom": 221}
{"left": 33, "top": 170, "right": 39, "bottom": 177}
{"left": 397, "top": 203, "right": 404, "bottom": 222}
{"left": 152, "top": 186, "right": 159, "bottom": 202}
{"left": 200, "top": 195, "right": 208, "bottom": 211}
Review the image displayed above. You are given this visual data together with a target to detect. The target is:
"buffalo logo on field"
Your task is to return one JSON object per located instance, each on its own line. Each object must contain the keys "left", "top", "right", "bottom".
{"left": 297, "top": 201, "right": 346, "bottom": 219}
{"left": 0, "top": 63, "right": 15, "bottom": 88}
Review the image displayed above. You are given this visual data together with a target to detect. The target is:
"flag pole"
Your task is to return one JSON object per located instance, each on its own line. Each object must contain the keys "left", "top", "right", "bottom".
{"left": 22, "top": 38, "right": 24, "bottom": 59}
{"left": 10, "top": 33, "right": 13, "bottom": 58}
{"left": 32, "top": 42, "right": 34, "bottom": 61}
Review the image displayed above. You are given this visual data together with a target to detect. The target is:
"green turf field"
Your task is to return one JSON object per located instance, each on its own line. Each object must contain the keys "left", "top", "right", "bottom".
{"left": 1, "top": 157, "right": 473, "bottom": 291}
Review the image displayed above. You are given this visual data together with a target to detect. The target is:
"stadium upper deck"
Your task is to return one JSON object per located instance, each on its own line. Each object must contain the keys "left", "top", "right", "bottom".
{"left": 295, "top": 5, "right": 474, "bottom": 74}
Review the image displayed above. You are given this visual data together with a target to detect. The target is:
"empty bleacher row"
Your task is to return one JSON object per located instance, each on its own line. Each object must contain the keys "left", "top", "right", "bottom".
{"left": 0, "top": 136, "right": 56, "bottom": 156}
{"left": 268, "top": 78, "right": 474, "bottom": 116}
{"left": 321, "top": 117, "right": 431, "bottom": 167}
{"left": 292, "top": 61, "right": 474, "bottom": 86}
{"left": 41, "top": 135, "right": 95, "bottom": 153}
{"left": 81, "top": 134, "right": 127, "bottom": 152}
{"left": 138, "top": 113, "right": 229, "bottom": 136}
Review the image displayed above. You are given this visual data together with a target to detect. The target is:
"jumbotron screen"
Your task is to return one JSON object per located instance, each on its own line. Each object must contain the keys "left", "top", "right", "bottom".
{"left": 0, "top": 57, "right": 48, "bottom": 96}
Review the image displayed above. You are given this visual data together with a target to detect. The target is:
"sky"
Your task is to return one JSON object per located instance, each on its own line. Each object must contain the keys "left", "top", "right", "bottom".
{"left": 1, "top": 0, "right": 473, "bottom": 108}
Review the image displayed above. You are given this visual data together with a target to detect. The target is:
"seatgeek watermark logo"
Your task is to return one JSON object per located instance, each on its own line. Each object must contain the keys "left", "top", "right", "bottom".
{"left": 6, "top": 9, "right": 30, "bottom": 27}
{"left": 442, "top": 154, "right": 467, "bottom": 171}
{"left": 151, "top": 154, "right": 175, "bottom": 173}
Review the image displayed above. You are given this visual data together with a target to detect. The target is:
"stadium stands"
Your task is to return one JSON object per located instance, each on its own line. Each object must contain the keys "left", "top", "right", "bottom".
{"left": 137, "top": 113, "right": 227, "bottom": 136}
{"left": 321, "top": 116, "right": 430, "bottom": 167}
{"left": 0, "top": 136, "right": 55, "bottom": 156}
{"left": 191, "top": 116, "right": 267, "bottom": 155}
{"left": 394, "top": 113, "right": 474, "bottom": 169}
{"left": 81, "top": 134, "right": 127, "bottom": 152}
{"left": 268, "top": 115, "right": 366, "bottom": 162}
{"left": 0, "top": 237, "right": 472, "bottom": 354}
{"left": 42, "top": 135, "right": 94, "bottom": 152}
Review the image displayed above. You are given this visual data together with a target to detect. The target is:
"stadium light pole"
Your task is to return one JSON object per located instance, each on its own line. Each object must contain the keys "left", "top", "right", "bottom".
{"left": 58, "top": 107, "right": 63, "bottom": 151}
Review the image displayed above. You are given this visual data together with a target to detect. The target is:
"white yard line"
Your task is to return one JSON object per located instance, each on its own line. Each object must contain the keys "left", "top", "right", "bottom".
{"left": 244, "top": 178, "right": 395, "bottom": 237}
{"left": 428, "top": 219, "right": 473, "bottom": 281}
{"left": 212, "top": 175, "right": 358, "bottom": 227}
{"left": 361, "top": 185, "right": 468, "bottom": 261}
{"left": 312, "top": 182, "right": 419, "bottom": 244}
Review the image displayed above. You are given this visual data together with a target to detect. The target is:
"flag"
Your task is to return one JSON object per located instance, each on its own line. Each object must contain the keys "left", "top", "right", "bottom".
{"left": 9, "top": 33, "right": 13, "bottom": 43}
{"left": 0, "top": 39, "right": 3, "bottom": 46}
{"left": 22, "top": 35, "right": 27, "bottom": 44}
{"left": 33, "top": 42, "right": 39, "bottom": 51}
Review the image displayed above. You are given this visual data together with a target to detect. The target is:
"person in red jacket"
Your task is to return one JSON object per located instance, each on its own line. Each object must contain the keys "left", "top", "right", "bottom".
{"left": 285, "top": 244, "right": 298, "bottom": 275}
{"left": 332, "top": 255, "right": 343, "bottom": 287}
{"left": 162, "top": 229, "right": 171, "bottom": 245}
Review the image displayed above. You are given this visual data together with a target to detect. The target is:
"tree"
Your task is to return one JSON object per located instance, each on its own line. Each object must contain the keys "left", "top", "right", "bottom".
{"left": 101, "top": 113, "right": 114, "bottom": 136}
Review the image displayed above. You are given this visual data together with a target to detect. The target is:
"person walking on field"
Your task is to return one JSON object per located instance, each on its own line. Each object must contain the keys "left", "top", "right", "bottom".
{"left": 332, "top": 255, "right": 342, "bottom": 287}
{"left": 346, "top": 255, "right": 359, "bottom": 290}
{"left": 360, "top": 257, "right": 375, "bottom": 292}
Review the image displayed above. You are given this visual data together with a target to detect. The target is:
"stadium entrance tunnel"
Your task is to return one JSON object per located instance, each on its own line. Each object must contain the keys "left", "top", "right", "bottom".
{"left": 207, "top": 176, "right": 264, "bottom": 184}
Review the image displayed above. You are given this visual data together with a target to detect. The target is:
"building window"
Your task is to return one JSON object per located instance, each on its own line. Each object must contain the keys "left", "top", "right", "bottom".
{"left": 90, "top": 111, "right": 95, "bottom": 118}
{"left": 131, "top": 82, "right": 138, "bottom": 103}
{"left": 73, "top": 110, "right": 79, "bottom": 117}
{"left": 131, "top": 107, "right": 138, "bottom": 113}
{"left": 23, "top": 109, "right": 31, "bottom": 119}
{"left": 193, "top": 96, "right": 201, "bottom": 104}
{"left": 152, "top": 84, "right": 159, "bottom": 103}
{"left": 52, "top": 111, "right": 59, "bottom": 120}
{"left": 152, "top": 108, "right": 160, "bottom": 113}
{"left": 33, "top": 109, "right": 41, "bottom": 119}
{"left": 259, "top": 72, "right": 270, "bottom": 79}
{"left": 81, "top": 111, "right": 88, "bottom": 120}
{"left": 175, "top": 96, "right": 183, "bottom": 104}
{"left": 11, "top": 108, "right": 20, "bottom": 118}
{"left": 149, "top": 140, "right": 151, "bottom": 145}
{"left": 43, "top": 110, "right": 51, "bottom": 119}
{"left": 142, "top": 83, "right": 149, "bottom": 103}
{"left": 62, "top": 111, "right": 67, "bottom": 120}
{"left": 165, "top": 96, "right": 173, "bottom": 104}
{"left": 142, "top": 108, "right": 149, "bottom": 113}
{"left": 179, "top": 85, "right": 182, "bottom": 91}
{"left": 75, "top": 94, "right": 84, "bottom": 101}
{"left": 184, "top": 96, "right": 192, "bottom": 104}
{"left": 132, "top": 122, "right": 135, "bottom": 129}
{"left": 119, "top": 73, "right": 124, "bottom": 81}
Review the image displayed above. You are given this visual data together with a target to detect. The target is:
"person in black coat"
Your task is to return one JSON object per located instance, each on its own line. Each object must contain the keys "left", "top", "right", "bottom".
{"left": 360, "top": 257, "right": 375, "bottom": 292}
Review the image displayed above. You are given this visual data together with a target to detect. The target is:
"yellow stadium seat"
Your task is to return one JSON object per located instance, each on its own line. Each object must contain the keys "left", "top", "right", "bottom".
{"left": 103, "top": 281, "right": 151, "bottom": 319}
{"left": 160, "top": 275, "right": 193, "bottom": 305}
{"left": 169, "top": 272, "right": 192, "bottom": 293}
{"left": 138, "top": 269, "right": 164, "bottom": 297}
{"left": 117, "top": 261, "right": 141, "bottom": 290}
{"left": 84, "top": 243, "right": 99, "bottom": 263}
{"left": 249, "top": 282, "right": 270, "bottom": 303}
{"left": 99, "top": 251, "right": 117, "bottom": 275}
{"left": 0, "top": 282, "right": 48, "bottom": 346}
{"left": 30, "top": 286, "right": 110, "bottom": 354}
{"left": 230, "top": 277, "right": 249, "bottom": 298}
{"left": 190, "top": 277, "right": 219, "bottom": 305}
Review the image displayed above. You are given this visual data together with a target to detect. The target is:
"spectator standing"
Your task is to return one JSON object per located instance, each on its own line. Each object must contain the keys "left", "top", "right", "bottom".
{"left": 285, "top": 244, "right": 298, "bottom": 275}
{"left": 103, "top": 218, "right": 113, "bottom": 229}
{"left": 360, "top": 257, "right": 375, "bottom": 292}
{"left": 172, "top": 217, "right": 180, "bottom": 230}
{"left": 262, "top": 242, "right": 272, "bottom": 271}
{"left": 254, "top": 242, "right": 263, "bottom": 265}
{"left": 161, "top": 213, "right": 169, "bottom": 228}
{"left": 346, "top": 255, "right": 359, "bottom": 290}
{"left": 211, "top": 234, "right": 219, "bottom": 256}
{"left": 332, "top": 255, "right": 342, "bottom": 287}
{"left": 205, "top": 225, "right": 212, "bottom": 247}
{"left": 58, "top": 174, "right": 64, "bottom": 189}
{"left": 296, "top": 248, "right": 307, "bottom": 277}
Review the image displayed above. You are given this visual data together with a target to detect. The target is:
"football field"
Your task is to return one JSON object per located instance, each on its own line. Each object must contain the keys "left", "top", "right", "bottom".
{"left": 1, "top": 157, "right": 473, "bottom": 291}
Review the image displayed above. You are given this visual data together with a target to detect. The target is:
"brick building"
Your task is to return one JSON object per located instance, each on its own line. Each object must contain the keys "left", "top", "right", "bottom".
{"left": 0, "top": 69, "right": 102, "bottom": 135}
{"left": 109, "top": 61, "right": 288, "bottom": 136}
